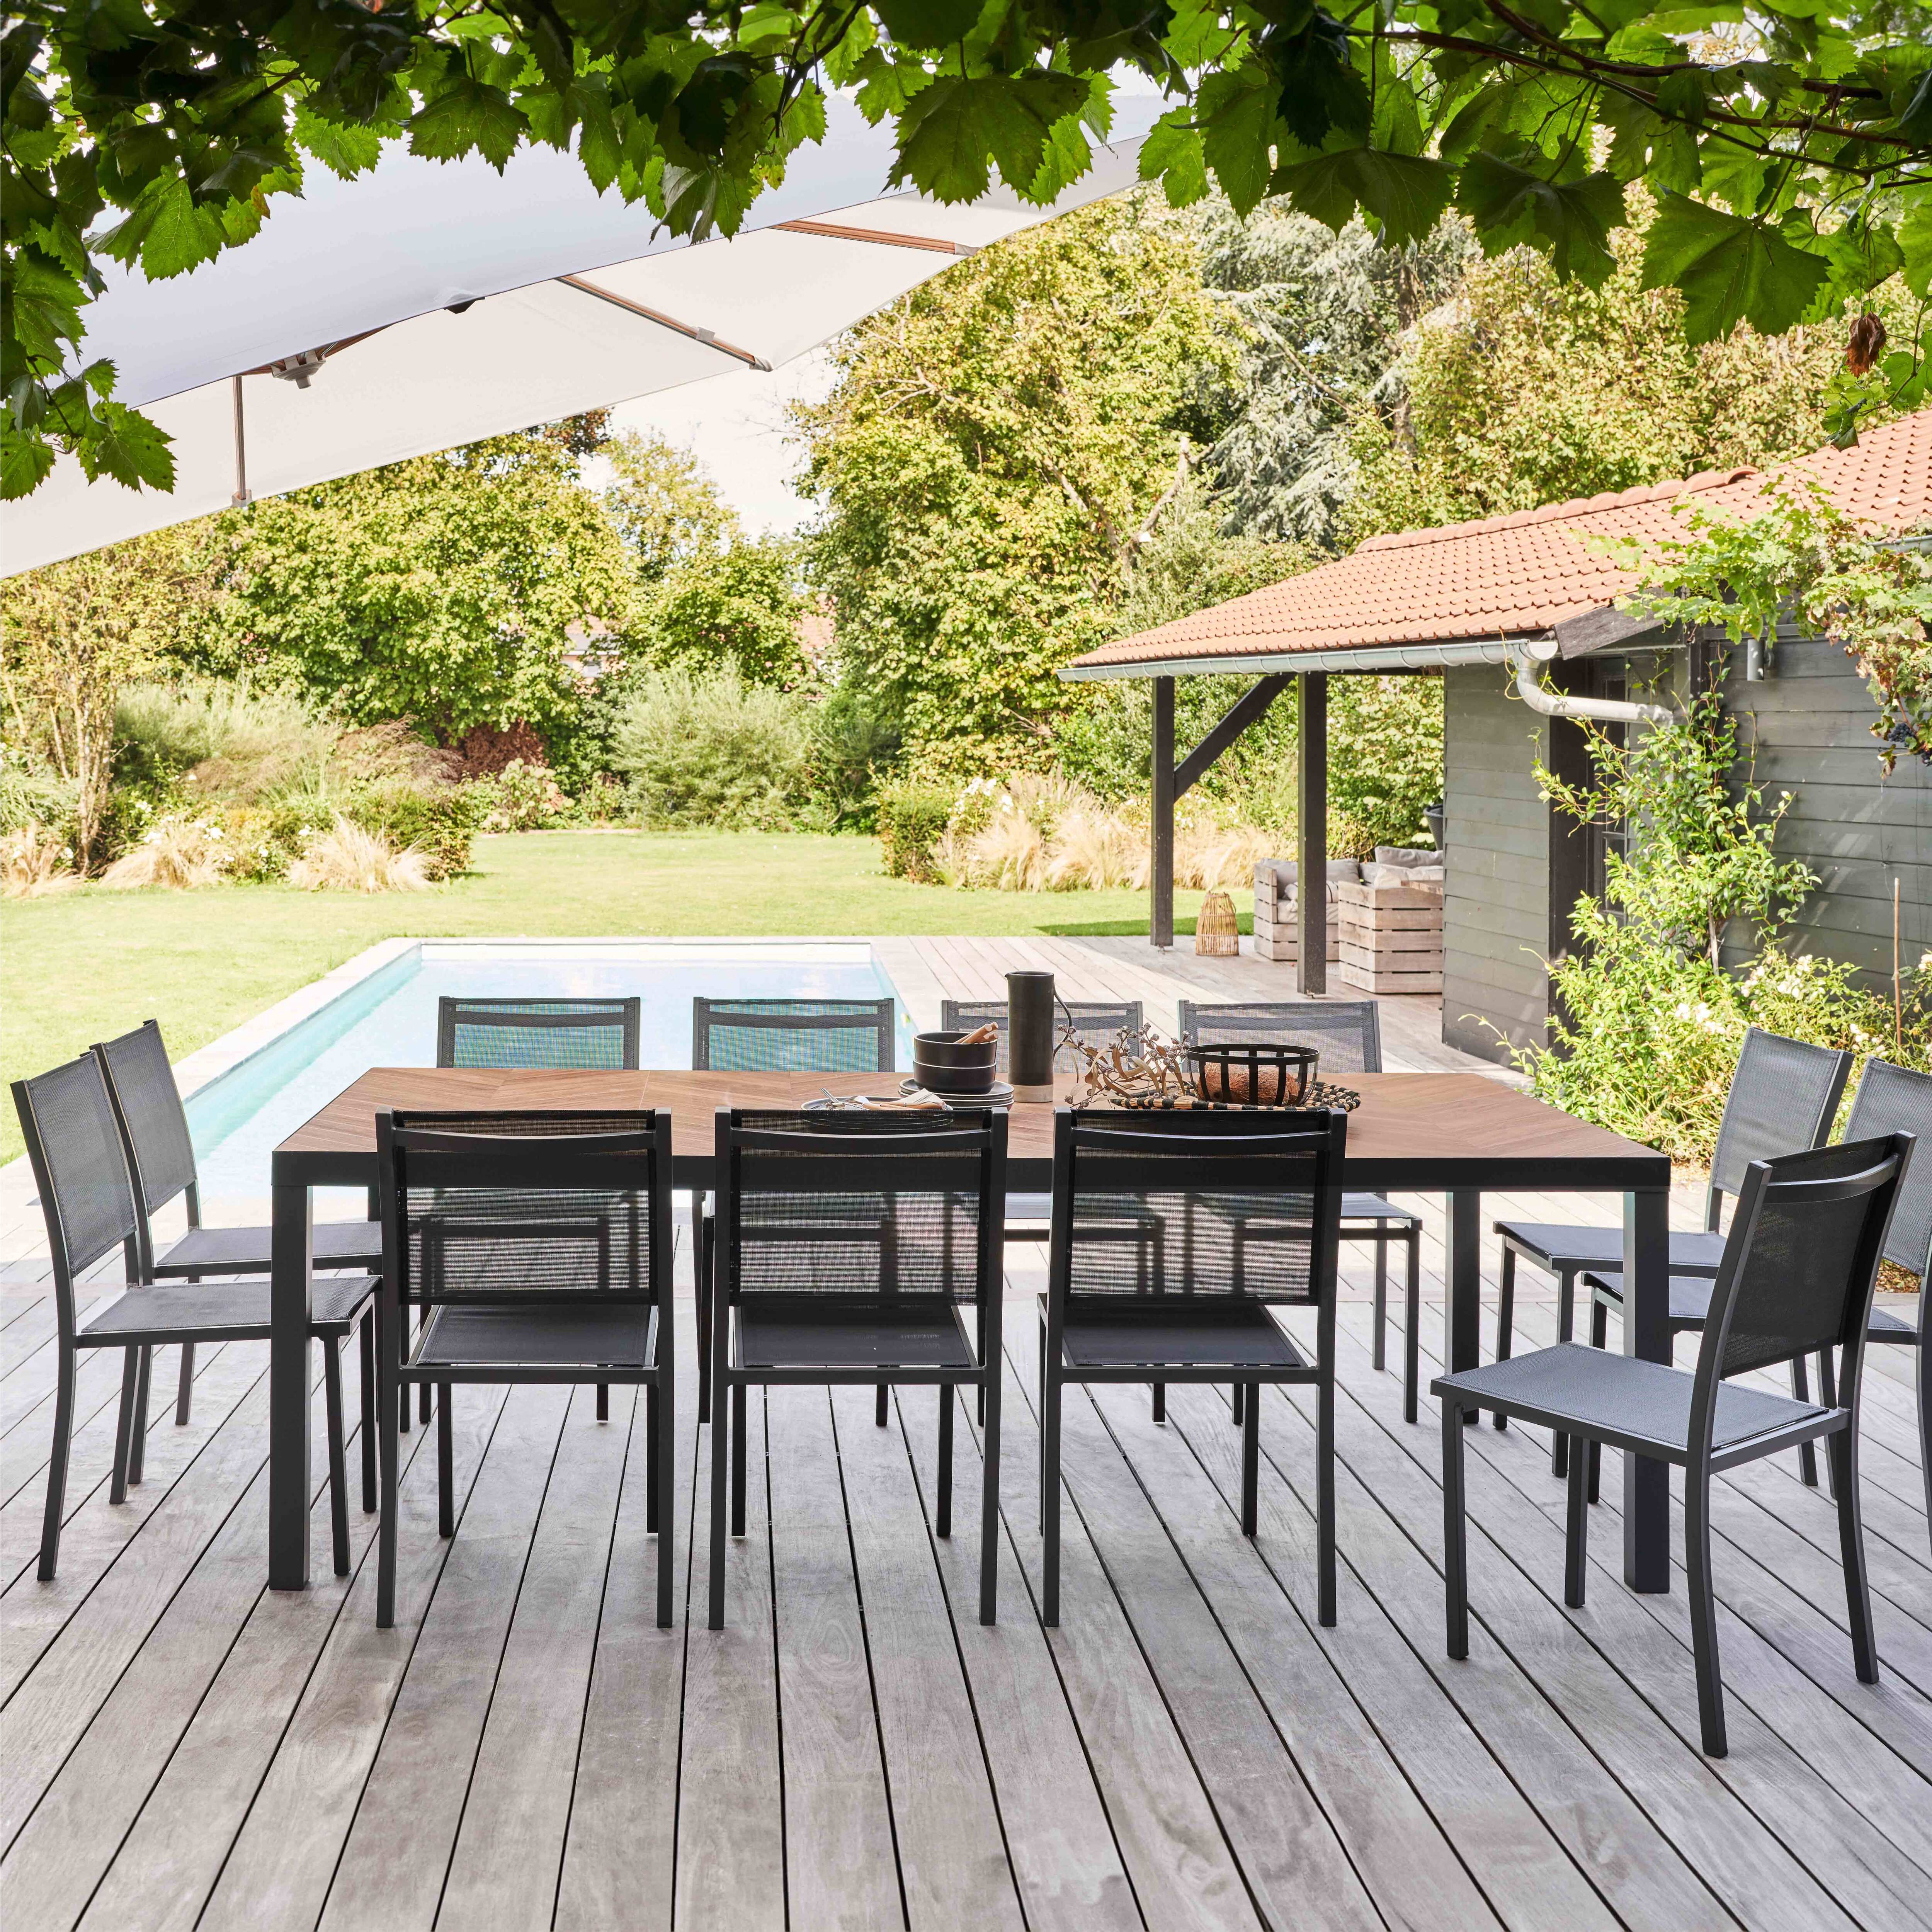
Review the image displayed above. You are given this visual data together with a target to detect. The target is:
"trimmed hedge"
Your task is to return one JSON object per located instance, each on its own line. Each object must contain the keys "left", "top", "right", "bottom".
{"left": 876, "top": 782, "right": 952, "bottom": 883}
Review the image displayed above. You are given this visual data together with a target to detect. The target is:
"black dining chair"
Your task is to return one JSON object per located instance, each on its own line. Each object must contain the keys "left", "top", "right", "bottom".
{"left": 1497, "top": 1026, "right": 1852, "bottom": 1478}
{"left": 1177, "top": 1002, "right": 1425, "bottom": 1420}
{"left": 706, "top": 1107, "right": 1007, "bottom": 1629}
{"left": 1584, "top": 1057, "right": 1931, "bottom": 1527}
{"left": 372, "top": 1109, "right": 677, "bottom": 1629}
{"left": 15, "top": 1053, "right": 376, "bottom": 1580}
{"left": 1037, "top": 1106, "right": 1347, "bottom": 1627}
{"left": 436, "top": 995, "right": 642, "bottom": 1070}
{"left": 1437, "top": 1134, "right": 1911, "bottom": 1757}
{"left": 691, "top": 998, "right": 898, "bottom": 1424}
{"left": 92, "top": 1019, "right": 382, "bottom": 1433}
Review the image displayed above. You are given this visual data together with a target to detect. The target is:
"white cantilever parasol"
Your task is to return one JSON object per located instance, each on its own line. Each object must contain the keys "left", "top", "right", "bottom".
{"left": 3, "top": 92, "right": 1161, "bottom": 574}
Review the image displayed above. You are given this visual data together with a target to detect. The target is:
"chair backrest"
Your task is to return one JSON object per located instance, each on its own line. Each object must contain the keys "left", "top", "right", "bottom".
{"left": 11, "top": 1055, "right": 142, "bottom": 1322}
{"left": 92, "top": 1020, "right": 199, "bottom": 1219}
{"left": 1707, "top": 1027, "right": 1851, "bottom": 1213}
{"left": 437, "top": 998, "right": 641, "bottom": 1070}
{"left": 375, "top": 1110, "right": 673, "bottom": 1332}
{"left": 715, "top": 1108, "right": 1005, "bottom": 1309}
{"left": 1692, "top": 1137, "right": 1910, "bottom": 1434}
{"left": 1048, "top": 1106, "right": 1346, "bottom": 1309}
{"left": 693, "top": 998, "right": 895, "bottom": 1073}
{"left": 1177, "top": 1000, "right": 1383, "bottom": 1075}
{"left": 1843, "top": 1058, "right": 1932, "bottom": 1278}
{"left": 940, "top": 999, "right": 1142, "bottom": 1078}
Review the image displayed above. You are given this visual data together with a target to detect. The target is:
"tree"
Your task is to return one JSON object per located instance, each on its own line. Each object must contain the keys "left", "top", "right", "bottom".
{"left": 1345, "top": 218, "right": 1916, "bottom": 541}
{"left": 637, "top": 535, "right": 809, "bottom": 686}
{"left": 216, "top": 431, "right": 633, "bottom": 753}
{"left": 796, "top": 195, "right": 1238, "bottom": 755}
{"left": 9, "top": 3, "right": 1929, "bottom": 501}
{"left": 0, "top": 524, "right": 221, "bottom": 868}
{"left": 601, "top": 429, "right": 739, "bottom": 581}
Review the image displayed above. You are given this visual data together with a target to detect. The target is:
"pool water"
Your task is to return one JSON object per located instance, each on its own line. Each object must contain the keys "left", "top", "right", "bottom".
{"left": 187, "top": 941, "right": 912, "bottom": 1203}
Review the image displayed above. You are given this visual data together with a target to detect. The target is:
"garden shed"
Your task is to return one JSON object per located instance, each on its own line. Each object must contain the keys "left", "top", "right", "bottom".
{"left": 1061, "top": 409, "right": 1932, "bottom": 1066}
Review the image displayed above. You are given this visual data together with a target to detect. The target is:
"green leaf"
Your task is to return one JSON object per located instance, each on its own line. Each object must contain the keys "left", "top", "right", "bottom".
{"left": 1640, "top": 192, "right": 1832, "bottom": 342}
{"left": 1138, "top": 111, "right": 1209, "bottom": 207}
{"left": 75, "top": 400, "right": 175, "bottom": 492}
{"left": 736, "top": 4, "right": 801, "bottom": 53}
{"left": 872, "top": 0, "right": 984, "bottom": 50}
{"left": 1901, "top": 199, "right": 1932, "bottom": 300}
{"left": 0, "top": 427, "right": 56, "bottom": 500}
{"left": 409, "top": 77, "right": 530, "bottom": 170}
{"left": 891, "top": 77, "right": 992, "bottom": 201}
{"left": 1458, "top": 151, "right": 1626, "bottom": 286}
{"left": 1275, "top": 148, "right": 1452, "bottom": 246}
{"left": 1269, "top": 20, "right": 1369, "bottom": 150}
{"left": 1197, "top": 66, "right": 1281, "bottom": 216}
{"left": 133, "top": 175, "right": 230, "bottom": 280}
{"left": 1164, "top": 0, "right": 1238, "bottom": 67}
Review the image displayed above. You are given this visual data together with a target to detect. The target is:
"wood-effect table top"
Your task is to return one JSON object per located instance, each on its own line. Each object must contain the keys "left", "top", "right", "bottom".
{"left": 272, "top": 1068, "right": 1668, "bottom": 1191}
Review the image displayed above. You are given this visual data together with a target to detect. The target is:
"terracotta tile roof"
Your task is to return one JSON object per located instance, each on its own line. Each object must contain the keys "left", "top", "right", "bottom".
{"left": 1067, "top": 408, "right": 1932, "bottom": 673}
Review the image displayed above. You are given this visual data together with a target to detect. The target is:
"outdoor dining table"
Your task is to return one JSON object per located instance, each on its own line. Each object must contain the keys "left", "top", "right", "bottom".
{"left": 267, "top": 1067, "right": 1672, "bottom": 1594}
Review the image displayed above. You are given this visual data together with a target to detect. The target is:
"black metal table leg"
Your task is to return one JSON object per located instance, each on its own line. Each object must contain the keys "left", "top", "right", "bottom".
{"left": 269, "top": 1158, "right": 314, "bottom": 1590}
{"left": 1622, "top": 1185, "right": 1671, "bottom": 1593}
{"left": 1445, "top": 1190, "right": 1480, "bottom": 1425}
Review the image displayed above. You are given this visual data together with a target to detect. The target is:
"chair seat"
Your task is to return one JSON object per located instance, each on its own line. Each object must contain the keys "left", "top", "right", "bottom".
{"left": 1497, "top": 1221, "right": 1728, "bottom": 1275}
{"left": 1340, "top": 1193, "right": 1420, "bottom": 1230}
{"left": 154, "top": 1218, "right": 383, "bottom": 1276}
{"left": 78, "top": 1274, "right": 376, "bottom": 1346}
{"left": 978, "top": 1190, "right": 1160, "bottom": 1230}
{"left": 1433, "top": 1343, "right": 1827, "bottom": 1457}
{"left": 734, "top": 1301, "right": 976, "bottom": 1372}
{"left": 1051, "top": 1298, "right": 1308, "bottom": 1372}
{"left": 414, "top": 1303, "right": 655, "bottom": 1370}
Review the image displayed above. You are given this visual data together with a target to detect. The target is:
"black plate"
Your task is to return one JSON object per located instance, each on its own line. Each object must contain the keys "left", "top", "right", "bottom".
{"left": 801, "top": 1096, "right": 954, "bottom": 1131}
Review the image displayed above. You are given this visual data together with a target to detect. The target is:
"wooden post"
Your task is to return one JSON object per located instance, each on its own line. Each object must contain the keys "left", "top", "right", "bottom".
{"left": 1151, "top": 676, "right": 1175, "bottom": 950}
{"left": 1297, "top": 672, "right": 1327, "bottom": 994}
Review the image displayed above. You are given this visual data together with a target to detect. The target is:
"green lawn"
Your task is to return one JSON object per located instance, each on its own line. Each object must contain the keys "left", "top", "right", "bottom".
{"left": 2, "top": 830, "right": 1225, "bottom": 1162}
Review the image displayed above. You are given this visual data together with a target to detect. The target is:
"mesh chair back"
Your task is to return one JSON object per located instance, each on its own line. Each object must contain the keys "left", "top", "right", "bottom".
{"left": 436, "top": 998, "right": 641, "bottom": 1071}
{"left": 12, "top": 1056, "right": 141, "bottom": 1286}
{"left": 1703, "top": 1136, "right": 1909, "bottom": 1381}
{"left": 1177, "top": 1001, "right": 1383, "bottom": 1075}
{"left": 1844, "top": 1059, "right": 1932, "bottom": 1276}
{"left": 1708, "top": 1027, "right": 1851, "bottom": 1201}
{"left": 693, "top": 999, "right": 895, "bottom": 1073}
{"left": 940, "top": 999, "right": 1142, "bottom": 1078}
{"left": 719, "top": 1110, "right": 1004, "bottom": 1306}
{"left": 1053, "top": 1108, "right": 1345, "bottom": 1304}
{"left": 378, "top": 1111, "right": 670, "bottom": 1324}
{"left": 92, "top": 1020, "right": 198, "bottom": 1213}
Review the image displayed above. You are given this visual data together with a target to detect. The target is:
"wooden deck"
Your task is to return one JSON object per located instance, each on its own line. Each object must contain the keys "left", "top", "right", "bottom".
{"left": 2, "top": 936, "right": 1927, "bottom": 1931}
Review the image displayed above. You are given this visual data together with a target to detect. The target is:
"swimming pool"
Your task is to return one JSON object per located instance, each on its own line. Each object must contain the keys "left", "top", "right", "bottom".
{"left": 185, "top": 940, "right": 913, "bottom": 1203}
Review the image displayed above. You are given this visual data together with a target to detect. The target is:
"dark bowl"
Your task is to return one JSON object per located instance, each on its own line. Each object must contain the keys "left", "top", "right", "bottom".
{"left": 1184, "top": 1042, "right": 1319, "bottom": 1106}
{"left": 913, "top": 1029, "right": 999, "bottom": 1094}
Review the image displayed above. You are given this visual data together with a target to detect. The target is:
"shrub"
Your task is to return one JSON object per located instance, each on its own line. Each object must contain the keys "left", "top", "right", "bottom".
{"left": 876, "top": 782, "right": 953, "bottom": 881}
{"left": 100, "top": 816, "right": 233, "bottom": 890}
{"left": 0, "top": 750, "right": 79, "bottom": 844}
{"left": 115, "top": 678, "right": 338, "bottom": 798}
{"left": 472, "top": 758, "right": 567, "bottom": 832}
{"left": 287, "top": 817, "right": 432, "bottom": 893}
{"left": 352, "top": 782, "right": 481, "bottom": 881}
{"left": 2, "top": 821, "right": 78, "bottom": 897}
{"left": 609, "top": 665, "right": 813, "bottom": 829}
{"left": 809, "top": 682, "right": 902, "bottom": 832}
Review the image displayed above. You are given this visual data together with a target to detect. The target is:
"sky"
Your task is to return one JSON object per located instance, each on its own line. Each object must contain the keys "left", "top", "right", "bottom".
{"left": 605, "top": 348, "right": 838, "bottom": 535}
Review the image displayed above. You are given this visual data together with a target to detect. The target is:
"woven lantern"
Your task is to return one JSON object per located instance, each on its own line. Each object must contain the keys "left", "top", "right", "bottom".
{"left": 1195, "top": 888, "right": 1240, "bottom": 956}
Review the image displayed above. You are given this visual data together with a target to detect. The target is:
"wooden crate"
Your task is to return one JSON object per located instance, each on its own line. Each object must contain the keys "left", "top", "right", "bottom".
{"left": 1338, "top": 960, "right": 1444, "bottom": 994}
{"left": 1334, "top": 876, "right": 1442, "bottom": 992}
{"left": 1253, "top": 905, "right": 1339, "bottom": 964}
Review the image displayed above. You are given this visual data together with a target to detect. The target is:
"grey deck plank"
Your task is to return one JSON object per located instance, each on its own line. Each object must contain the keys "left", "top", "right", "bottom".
{"left": 896, "top": 1382, "right": 1146, "bottom": 1932}
{"left": 675, "top": 1373, "right": 784, "bottom": 1932}
{"left": 764, "top": 1384, "right": 902, "bottom": 1932}
{"left": 314, "top": 1383, "right": 574, "bottom": 1932}
{"left": 439, "top": 1385, "right": 634, "bottom": 1931}
{"left": 74, "top": 1384, "right": 500, "bottom": 1932}
{"left": 828, "top": 1381, "right": 1028, "bottom": 1932}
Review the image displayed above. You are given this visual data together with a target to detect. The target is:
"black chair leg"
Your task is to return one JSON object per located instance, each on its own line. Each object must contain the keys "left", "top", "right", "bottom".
{"left": 876, "top": 1385, "right": 889, "bottom": 1427}
{"left": 646, "top": 1384, "right": 660, "bottom": 1535}
{"left": 1231, "top": 1382, "right": 1245, "bottom": 1425}
{"left": 1240, "top": 1382, "right": 1260, "bottom": 1537}
{"left": 696, "top": 1204, "right": 713, "bottom": 1425}
{"left": 707, "top": 1350, "right": 730, "bottom": 1631}
{"left": 323, "top": 1335, "right": 350, "bottom": 1577}
{"left": 1041, "top": 1368, "right": 1063, "bottom": 1627}
{"left": 979, "top": 1366, "right": 1002, "bottom": 1626}
{"left": 1373, "top": 1237, "right": 1389, "bottom": 1371}
{"left": 1828, "top": 1426, "right": 1879, "bottom": 1685}
{"left": 1791, "top": 1355, "right": 1820, "bottom": 1486}
{"left": 597, "top": 1384, "right": 609, "bottom": 1422}
{"left": 1556, "top": 1262, "right": 1577, "bottom": 1344}
{"left": 1566, "top": 1293, "right": 1609, "bottom": 1480}
{"left": 39, "top": 1344, "right": 76, "bottom": 1582}
{"left": 1815, "top": 1351, "right": 1839, "bottom": 1499}
{"left": 419, "top": 1380, "right": 431, "bottom": 1427}
{"left": 1441, "top": 1399, "right": 1468, "bottom": 1659}
{"left": 731, "top": 1384, "right": 748, "bottom": 1537}
{"left": 175, "top": 1338, "right": 196, "bottom": 1425}
{"left": 1564, "top": 1435, "right": 1588, "bottom": 1608}
{"left": 126, "top": 1344, "right": 152, "bottom": 1485}
{"left": 110, "top": 1346, "right": 141, "bottom": 1505}
{"left": 1402, "top": 1232, "right": 1420, "bottom": 1426}
{"left": 1586, "top": 1436, "right": 1601, "bottom": 1507}
{"left": 1493, "top": 1249, "right": 1514, "bottom": 1432}
{"left": 1151, "top": 1384, "right": 1165, "bottom": 1423}
{"left": 1685, "top": 1463, "right": 1727, "bottom": 1755}
{"left": 1316, "top": 1363, "right": 1336, "bottom": 1627}
{"left": 655, "top": 1376, "right": 675, "bottom": 1629}
{"left": 376, "top": 1353, "right": 400, "bottom": 1629}
{"left": 936, "top": 1388, "right": 953, "bottom": 1538}
{"left": 437, "top": 1383, "right": 454, "bottom": 1538}
{"left": 359, "top": 1311, "right": 377, "bottom": 1514}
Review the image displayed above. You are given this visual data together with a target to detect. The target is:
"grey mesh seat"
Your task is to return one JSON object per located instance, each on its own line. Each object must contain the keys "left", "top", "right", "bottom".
{"left": 92, "top": 1020, "right": 382, "bottom": 1429}
{"left": 14, "top": 1054, "right": 375, "bottom": 1582}
{"left": 373, "top": 1110, "right": 677, "bottom": 1629}
{"left": 1437, "top": 1134, "right": 1911, "bottom": 1757}
{"left": 706, "top": 1109, "right": 1008, "bottom": 1629}
{"left": 437, "top": 996, "right": 641, "bottom": 1069}
{"left": 1178, "top": 1002, "right": 1425, "bottom": 1420}
{"left": 1496, "top": 1026, "right": 1852, "bottom": 1480}
{"left": 692, "top": 998, "right": 898, "bottom": 1425}
{"left": 1037, "top": 1107, "right": 1348, "bottom": 1628}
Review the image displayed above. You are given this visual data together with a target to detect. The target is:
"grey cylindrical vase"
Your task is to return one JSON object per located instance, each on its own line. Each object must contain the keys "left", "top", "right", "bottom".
{"left": 1006, "top": 969, "right": 1056, "bottom": 1102}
